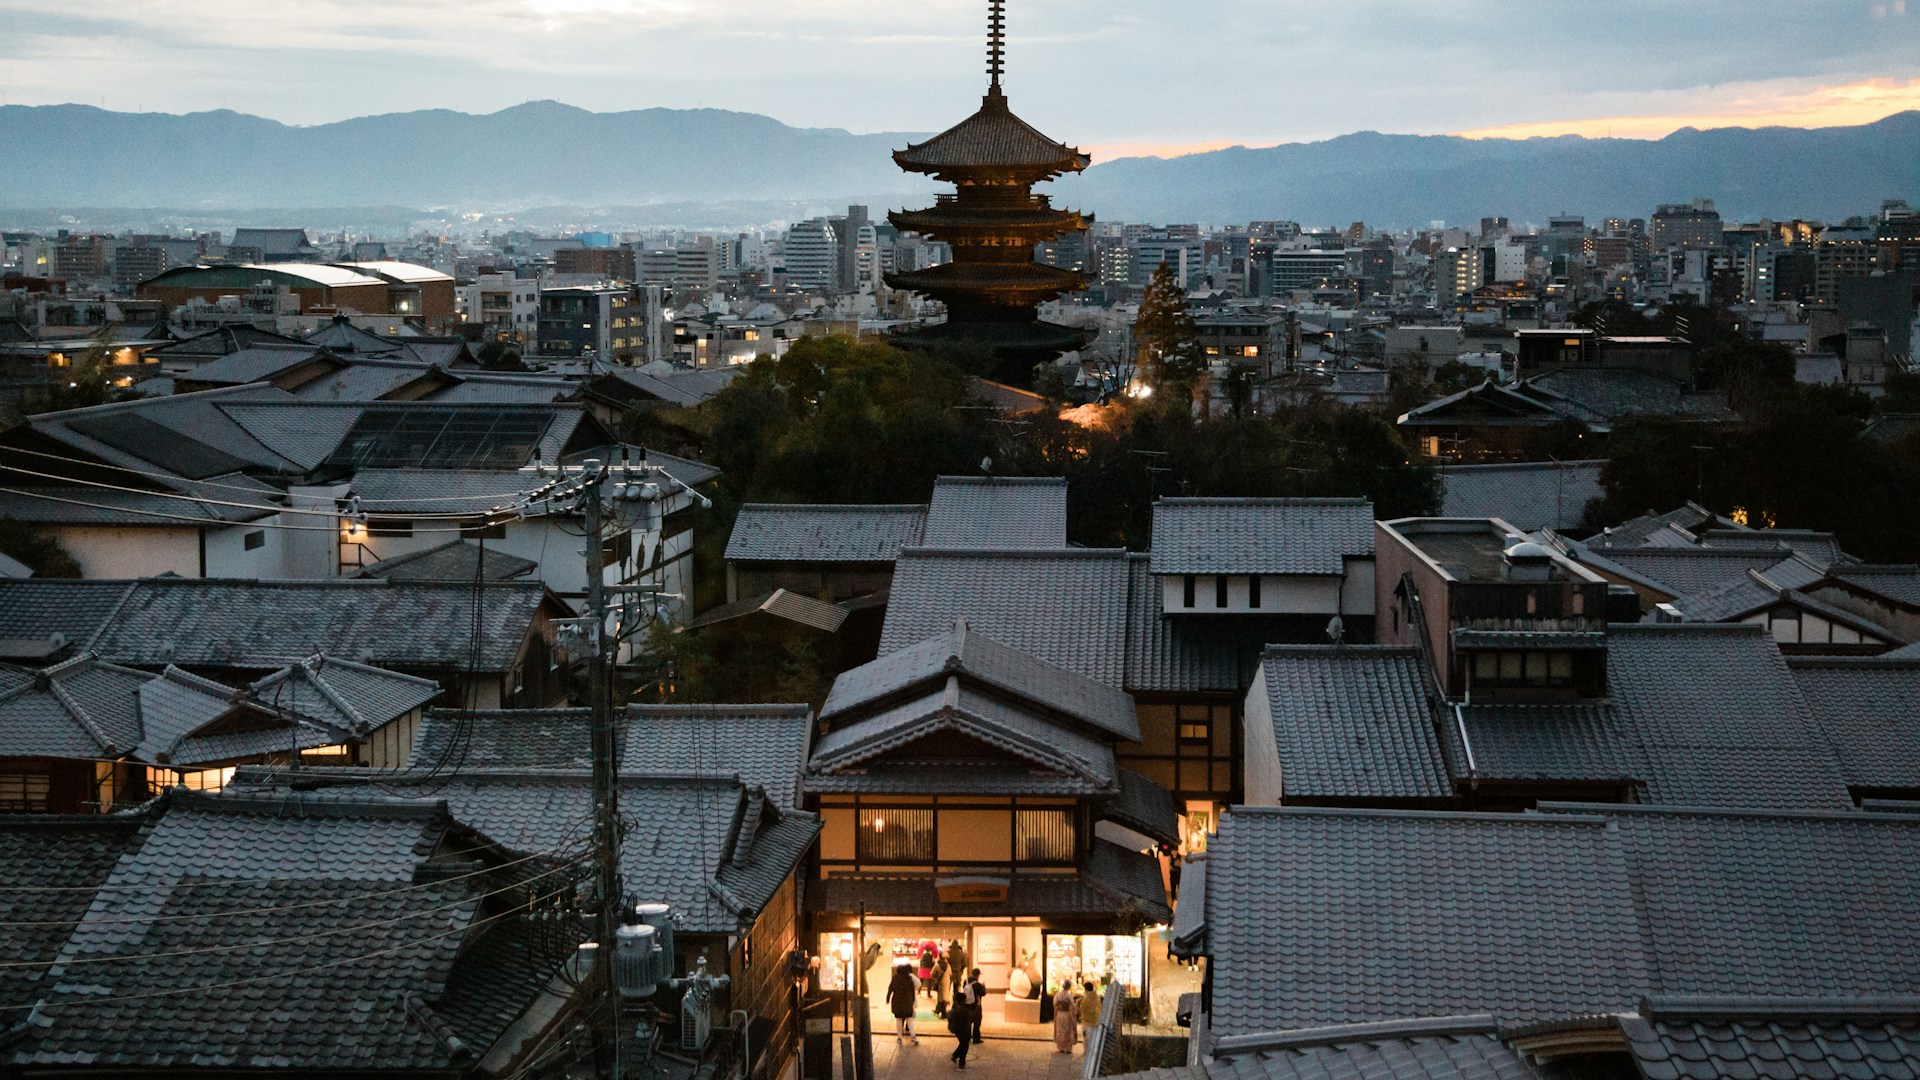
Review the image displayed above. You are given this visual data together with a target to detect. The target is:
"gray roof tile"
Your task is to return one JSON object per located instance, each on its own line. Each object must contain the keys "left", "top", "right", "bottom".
{"left": 725, "top": 504, "right": 927, "bottom": 562}
{"left": 354, "top": 539, "right": 538, "bottom": 582}
{"left": 1787, "top": 656, "right": 1920, "bottom": 793}
{"left": 1149, "top": 498, "right": 1374, "bottom": 576}
{"left": 14, "top": 790, "right": 477, "bottom": 1072}
{"left": 1197, "top": 803, "right": 1920, "bottom": 1039}
{"left": 1668, "top": 554, "right": 1830, "bottom": 621}
{"left": 1439, "top": 460, "right": 1606, "bottom": 532}
{"left": 1200, "top": 807, "right": 1648, "bottom": 1035}
{"left": 410, "top": 704, "right": 813, "bottom": 809}
{"left": 1577, "top": 545, "right": 1804, "bottom": 597}
{"left": 810, "top": 839, "right": 1166, "bottom": 922}
{"left": 1830, "top": 565, "right": 1920, "bottom": 608}
{"left": 1122, "top": 554, "right": 1262, "bottom": 694}
{"left": 0, "top": 814, "right": 146, "bottom": 1011}
{"left": 922, "top": 476, "right": 1068, "bottom": 549}
{"left": 823, "top": 618, "right": 1139, "bottom": 741}
{"left": 247, "top": 654, "right": 442, "bottom": 737}
{"left": 1257, "top": 646, "right": 1452, "bottom": 802}
{"left": 1198, "top": 1023, "right": 1558, "bottom": 1080}
{"left": 1624, "top": 998, "right": 1920, "bottom": 1080}
{"left": 1446, "top": 624, "right": 1853, "bottom": 809}
{"left": 0, "top": 654, "right": 151, "bottom": 758}
{"left": 879, "top": 548, "right": 1131, "bottom": 684}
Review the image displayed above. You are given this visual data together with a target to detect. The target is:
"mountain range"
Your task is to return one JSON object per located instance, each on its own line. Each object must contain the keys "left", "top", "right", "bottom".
{"left": 2, "top": 101, "right": 1915, "bottom": 226}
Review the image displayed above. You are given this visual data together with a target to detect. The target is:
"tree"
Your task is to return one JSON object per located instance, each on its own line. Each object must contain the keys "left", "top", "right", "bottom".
{"left": 1134, "top": 264, "right": 1203, "bottom": 397}
{"left": 476, "top": 340, "right": 526, "bottom": 371}
{"left": 25, "top": 327, "right": 120, "bottom": 414}
{"left": 0, "top": 519, "right": 83, "bottom": 577}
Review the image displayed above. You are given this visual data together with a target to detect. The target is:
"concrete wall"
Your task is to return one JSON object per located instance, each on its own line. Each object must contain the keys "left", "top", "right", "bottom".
{"left": 1240, "top": 662, "right": 1281, "bottom": 805}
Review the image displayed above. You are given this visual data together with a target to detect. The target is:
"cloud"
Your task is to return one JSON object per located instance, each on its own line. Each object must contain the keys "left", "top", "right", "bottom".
{"left": 1453, "top": 76, "right": 1920, "bottom": 140}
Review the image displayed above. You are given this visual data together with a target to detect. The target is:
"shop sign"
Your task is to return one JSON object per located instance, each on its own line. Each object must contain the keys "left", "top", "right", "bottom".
{"left": 935, "top": 876, "right": 1010, "bottom": 904}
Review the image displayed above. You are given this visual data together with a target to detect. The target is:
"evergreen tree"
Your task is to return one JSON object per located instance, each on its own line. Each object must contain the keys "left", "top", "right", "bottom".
{"left": 1133, "top": 263, "right": 1203, "bottom": 396}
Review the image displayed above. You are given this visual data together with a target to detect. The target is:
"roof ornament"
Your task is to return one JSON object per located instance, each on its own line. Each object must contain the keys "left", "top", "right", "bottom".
{"left": 987, "top": 0, "right": 1006, "bottom": 95}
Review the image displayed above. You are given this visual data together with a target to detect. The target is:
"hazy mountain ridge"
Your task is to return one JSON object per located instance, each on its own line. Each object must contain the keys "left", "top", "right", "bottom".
{"left": 2, "top": 102, "right": 1916, "bottom": 225}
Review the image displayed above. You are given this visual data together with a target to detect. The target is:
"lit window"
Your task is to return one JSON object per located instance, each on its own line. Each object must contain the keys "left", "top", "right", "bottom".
{"left": 175, "top": 767, "right": 236, "bottom": 792}
{"left": 0, "top": 773, "right": 52, "bottom": 812}
{"left": 857, "top": 807, "right": 933, "bottom": 862}
{"left": 1014, "top": 809, "right": 1075, "bottom": 863}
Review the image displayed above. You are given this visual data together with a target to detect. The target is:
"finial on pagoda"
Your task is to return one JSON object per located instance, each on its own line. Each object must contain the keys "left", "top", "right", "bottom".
{"left": 987, "top": 0, "right": 1006, "bottom": 95}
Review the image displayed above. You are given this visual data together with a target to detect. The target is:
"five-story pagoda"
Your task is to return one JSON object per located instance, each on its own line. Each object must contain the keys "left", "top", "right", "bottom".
{"left": 886, "top": 1, "right": 1092, "bottom": 378}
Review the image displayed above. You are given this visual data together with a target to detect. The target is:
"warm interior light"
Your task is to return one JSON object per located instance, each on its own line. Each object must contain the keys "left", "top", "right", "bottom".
{"left": 835, "top": 939, "right": 855, "bottom": 964}
{"left": 872, "top": 816, "right": 886, "bottom": 832}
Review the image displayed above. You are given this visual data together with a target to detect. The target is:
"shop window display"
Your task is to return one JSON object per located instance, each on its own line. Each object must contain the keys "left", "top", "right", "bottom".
{"left": 1043, "top": 933, "right": 1144, "bottom": 999}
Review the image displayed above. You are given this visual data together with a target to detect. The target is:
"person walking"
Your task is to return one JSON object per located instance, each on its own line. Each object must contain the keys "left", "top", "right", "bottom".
{"left": 948, "top": 973, "right": 979, "bottom": 1068}
{"left": 1052, "top": 983, "right": 1079, "bottom": 1053}
{"left": 946, "top": 939, "right": 969, "bottom": 1006}
{"left": 1078, "top": 980, "right": 1103, "bottom": 1046}
{"left": 967, "top": 968, "right": 986, "bottom": 1045}
{"left": 886, "top": 964, "right": 920, "bottom": 1045}
{"left": 931, "top": 956, "right": 950, "bottom": 1018}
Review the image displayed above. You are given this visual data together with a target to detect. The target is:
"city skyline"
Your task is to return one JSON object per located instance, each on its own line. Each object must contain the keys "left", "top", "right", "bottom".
{"left": 1, "top": 0, "right": 1916, "bottom": 161}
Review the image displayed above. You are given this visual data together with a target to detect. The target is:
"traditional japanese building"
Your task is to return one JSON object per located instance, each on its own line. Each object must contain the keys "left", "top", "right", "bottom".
{"left": 886, "top": 0, "right": 1093, "bottom": 378}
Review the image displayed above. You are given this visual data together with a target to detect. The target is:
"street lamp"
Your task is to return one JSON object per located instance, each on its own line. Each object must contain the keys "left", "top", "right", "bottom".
{"left": 836, "top": 937, "right": 855, "bottom": 1033}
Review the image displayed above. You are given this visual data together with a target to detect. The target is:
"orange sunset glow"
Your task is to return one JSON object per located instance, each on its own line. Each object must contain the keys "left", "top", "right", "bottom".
{"left": 1453, "top": 76, "right": 1920, "bottom": 140}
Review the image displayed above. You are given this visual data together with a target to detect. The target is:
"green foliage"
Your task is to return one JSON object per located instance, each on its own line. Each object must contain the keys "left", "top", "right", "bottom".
{"left": 476, "top": 340, "right": 526, "bottom": 371}
{"left": 25, "top": 328, "right": 121, "bottom": 415}
{"left": 1591, "top": 386, "right": 1920, "bottom": 562}
{"left": 0, "top": 519, "right": 83, "bottom": 577}
{"left": 703, "top": 335, "right": 1001, "bottom": 505}
{"left": 1134, "top": 264, "right": 1203, "bottom": 394}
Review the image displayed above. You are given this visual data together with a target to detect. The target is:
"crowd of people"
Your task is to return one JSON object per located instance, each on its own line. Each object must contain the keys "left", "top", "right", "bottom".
{"left": 882, "top": 939, "right": 1107, "bottom": 1068}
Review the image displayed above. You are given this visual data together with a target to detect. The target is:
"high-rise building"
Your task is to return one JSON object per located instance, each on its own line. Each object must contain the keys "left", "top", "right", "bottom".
{"left": 884, "top": 0, "right": 1092, "bottom": 374}
{"left": 782, "top": 219, "right": 839, "bottom": 292}
{"left": 1651, "top": 199, "right": 1724, "bottom": 251}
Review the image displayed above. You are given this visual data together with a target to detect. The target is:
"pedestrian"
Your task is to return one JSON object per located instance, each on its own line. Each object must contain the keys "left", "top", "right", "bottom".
{"left": 1052, "top": 983, "right": 1078, "bottom": 1053}
{"left": 932, "top": 957, "right": 950, "bottom": 1018}
{"left": 1078, "top": 980, "right": 1102, "bottom": 1046}
{"left": 948, "top": 973, "right": 978, "bottom": 1069}
{"left": 886, "top": 964, "right": 920, "bottom": 1045}
{"left": 967, "top": 968, "right": 986, "bottom": 1045}
{"left": 946, "top": 938, "right": 969, "bottom": 1004}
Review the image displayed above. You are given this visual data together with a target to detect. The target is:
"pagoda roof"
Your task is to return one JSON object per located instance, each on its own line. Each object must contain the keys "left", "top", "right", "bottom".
{"left": 894, "top": 90, "right": 1090, "bottom": 178}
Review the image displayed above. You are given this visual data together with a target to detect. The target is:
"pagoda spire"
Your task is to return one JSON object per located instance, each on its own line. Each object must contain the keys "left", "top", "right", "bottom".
{"left": 987, "top": 0, "right": 1006, "bottom": 94}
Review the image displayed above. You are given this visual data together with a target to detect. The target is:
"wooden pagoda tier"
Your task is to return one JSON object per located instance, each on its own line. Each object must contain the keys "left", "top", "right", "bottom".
{"left": 885, "top": 88, "right": 1094, "bottom": 377}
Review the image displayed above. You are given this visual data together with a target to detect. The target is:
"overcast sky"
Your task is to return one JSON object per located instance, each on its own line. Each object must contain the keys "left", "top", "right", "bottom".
{"left": 3, "top": 0, "right": 1918, "bottom": 159}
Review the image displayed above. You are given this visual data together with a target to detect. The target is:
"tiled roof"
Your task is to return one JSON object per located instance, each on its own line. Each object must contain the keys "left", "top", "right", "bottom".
{"left": 893, "top": 91, "right": 1089, "bottom": 174}
{"left": 355, "top": 539, "right": 539, "bottom": 582}
{"left": 1194, "top": 1019, "right": 1558, "bottom": 1080}
{"left": 1438, "top": 460, "right": 1606, "bottom": 532}
{"left": 134, "top": 664, "right": 342, "bottom": 766}
{"left": 247, "top": 654, "right": 442, "bottom": 737}
{"left": 17, "top": 384, "right": 305, "bottom": 481}
{"left": 1696, "top": 528, "right": 1851, "bottom": 566}
{"left": 0, "top": 580, "right": 136, "bottom": 655}
{"left": 1196, "top": 803, "right": 1920, "bottom": 1038}
{"left": 213, "top": 400, "right": 368, "bottom": 471}
{"left": 1100, "top": 768, "right": 1181, "bottom": 847}
{"left": 13, "top": 790, "right": 479, "bottom": 1072}
{"left": 0, "top": 473, "right": 283, "bottom": 526}
{"left": 1571, "top": 543, "right": 1801, "bottom": 597}
{"left": 1446, "top": 624, "right": 1852, "bottom": 809}
{"left": 409, "top": 704, "right": 813, "bottom": 809}
{"left": 1450, "top": 629, "right": 1608, "bottom": 650}
{"left": 1149, "top": 498, "right": 1374, "bottom": 576}
{"left": 1620, "top": 997, "right": 1920, "bottom": 1080}
{"left": 822, "top": 618, "right": 1139, "bottom": 741}
{"left": 880, "top": 548, "right": 1131, "bottom": 684}
{"left": 1199, "top": 807, "right": 1648, "bottom": 1035}
{"left": 724, "top": 503, "right": 927, "bottom": 562}
{"left": 922, "top": 476, "right": 1069, "bottom": 549}
{"left": 1256, "top": 646, "right": 1452, "bottom": 803}
{"left": 0, "top": 814, "right": 146, "bottom": 1014}
{"left": 1586, "top": 503, "right": 1734, "bottom": 550}
{"left": 806, "top": 676, "right": 1117, "bottom": 797}
{"left": 686, "top": 589, "right": 849, "bottom": 633}
{"left": 256, "top": 771, "right": 818, "bottom": 935}
{"left": 1668, "top": 554, "right": 1830, "bottom": 621}
{"left": 346, "top": 468, "right": 552, "bottom": 514}
{"left": 71, "top": 577, "right": 549, "bottom": 672}
{"left": 1830, "top": 564, "right": 1920, "bottom": 608}
{"left": 0, "top": 654, "right": 151, "bottom": 759}
{"left": 1787, "top": 656, "right": 1920, "bottom": 792}
{"left": 290, "top": 360, "right": 449, "bottom": 402}
{"left": 178, "top": 345, "right": 336, "bottom": 386}
{"left": 1524, "top": 367, "right": 1735, "bottom": 421}
{"left": 1122, "top": 555, "right": 1263, "bottom": 694}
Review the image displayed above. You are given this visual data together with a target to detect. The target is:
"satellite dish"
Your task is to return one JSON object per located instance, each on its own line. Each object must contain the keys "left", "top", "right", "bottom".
{"left": 1324, "top": 616, "right": 1345, "bottom": 644}
{"left": 980, "top": 456, "right": 993, "bottom": 474}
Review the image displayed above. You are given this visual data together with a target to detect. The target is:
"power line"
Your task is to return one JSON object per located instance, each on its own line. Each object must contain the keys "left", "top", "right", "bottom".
{"left": 0, "top": 443, "right": 551, "bottom": 506}
{"left": 0, "top": 487, "right": 478, "bottom": 534}
{"left": 0, "top": 457, "right": 514, "bottom": 521}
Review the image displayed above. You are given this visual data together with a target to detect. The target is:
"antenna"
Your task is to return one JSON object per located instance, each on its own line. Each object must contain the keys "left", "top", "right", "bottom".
{"left": 987, "top": 0, "right": 1006, "bottom": 93}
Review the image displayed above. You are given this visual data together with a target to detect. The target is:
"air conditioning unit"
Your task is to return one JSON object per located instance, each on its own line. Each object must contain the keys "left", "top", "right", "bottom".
{"left": 680, "top": 980, "right": 713, "bottom": 1051}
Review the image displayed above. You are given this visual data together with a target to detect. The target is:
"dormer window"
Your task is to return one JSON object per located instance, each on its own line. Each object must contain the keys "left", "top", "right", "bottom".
{"left": 1472, "top": 650, "right": 1574, "bottom": 688}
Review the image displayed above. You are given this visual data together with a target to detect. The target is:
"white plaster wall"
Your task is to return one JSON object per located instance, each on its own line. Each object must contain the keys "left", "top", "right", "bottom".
{"left": 52, "top": 526, "right": 201, "bottom": 578}
{"left": 1241, "top": 662, "right": 1282, "bottom": 805}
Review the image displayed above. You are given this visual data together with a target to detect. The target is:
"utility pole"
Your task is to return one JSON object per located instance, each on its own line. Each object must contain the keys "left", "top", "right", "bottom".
{"left": 580, "top": 460, "right": 624, "bottom": 1078}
